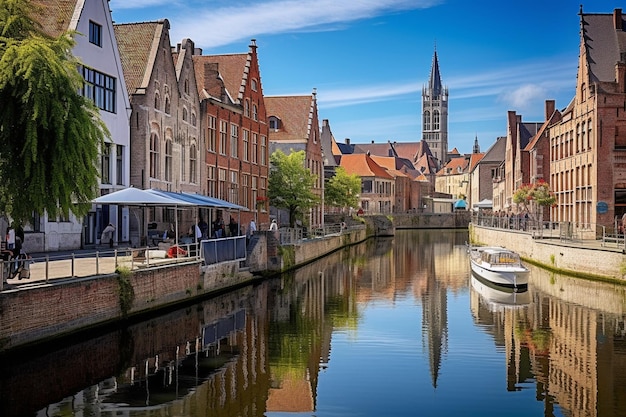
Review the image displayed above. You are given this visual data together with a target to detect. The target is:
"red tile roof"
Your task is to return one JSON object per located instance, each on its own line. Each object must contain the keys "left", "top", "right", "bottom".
{"left": 265, "top": 95, "right": 314, "bottom": 142}
{"left": 31, "top": 0, "right": 77, "bottom": 37}
{"left": 340, "top": 154, "right": 394, "bottom": 179}
{"left": 193, "top": 53, "right": 248, "bottom": 103}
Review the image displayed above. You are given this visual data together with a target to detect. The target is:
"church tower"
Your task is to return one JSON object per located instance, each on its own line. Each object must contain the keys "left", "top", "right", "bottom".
{"left": 422, "top": 49, "right": 448, "bottom": 168}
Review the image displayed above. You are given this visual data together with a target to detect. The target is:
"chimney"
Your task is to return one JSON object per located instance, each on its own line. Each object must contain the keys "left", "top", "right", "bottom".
{"left": 545, "top": 100, "right": 555, "bottom": 121}
{"left": 615, "top": 9, "right": 623, "bottom": 30}
{"left": 323, "top": 119, "right": 329, "bottom": 127}
{"left": 345, "top": 138, "right": 350, "bottom": 145}
{"left": 617, "top": 62, "right": 626, "bottom": 93}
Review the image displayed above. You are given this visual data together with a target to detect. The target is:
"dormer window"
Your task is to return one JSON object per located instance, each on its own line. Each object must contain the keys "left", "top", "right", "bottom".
{"left": 269, "top": 116, "right": 281, "bottom": 130}
{"left": 251, "top": 78, "right": 258, "bottom": 91}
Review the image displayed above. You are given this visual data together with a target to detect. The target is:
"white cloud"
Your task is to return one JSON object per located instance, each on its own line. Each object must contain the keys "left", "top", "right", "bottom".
{"left": 162, "top": 0, "right": 440, "bottom": 48}
{"left": 499, "top": 84, "right": 546, "bottom": 109}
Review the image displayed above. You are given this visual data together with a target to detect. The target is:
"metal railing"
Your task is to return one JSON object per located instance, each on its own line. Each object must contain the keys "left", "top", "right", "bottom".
{"left": 471, "top": 213, "right": 625, "bottom": 250}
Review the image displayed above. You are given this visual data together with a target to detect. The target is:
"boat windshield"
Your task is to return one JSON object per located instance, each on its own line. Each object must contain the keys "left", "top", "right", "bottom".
{"left": 481, "top": 251, "right": 520, "bottom": 265}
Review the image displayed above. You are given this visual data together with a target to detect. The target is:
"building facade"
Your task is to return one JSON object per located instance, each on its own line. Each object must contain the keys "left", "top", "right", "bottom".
{"left": 114, "top": 21, "right": 202, "bottom": 246}
{"left": 266, "top": 91, "right": 324, "bottom": 228}
{"left": 193, "top": 40, "right": 270, "bottom": 232}
{"left": 548, "top": 8, "right": 626, "bottom": 230}
{"left": 34, "top": 0, "right": 131, "bottom": 251}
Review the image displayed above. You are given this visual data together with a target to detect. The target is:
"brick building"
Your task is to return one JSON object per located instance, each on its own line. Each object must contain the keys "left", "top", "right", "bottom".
{"left": 114, "top": 21, "right": 202, "bottom": 245}
{"left": 547, "top": 7, "right": 626, "bottom": 230}
{"left": 193, "top": 40, "right": 270, "bottom": 231}
{"left": 266, "top": 91, "right": 324, "bottom": 228}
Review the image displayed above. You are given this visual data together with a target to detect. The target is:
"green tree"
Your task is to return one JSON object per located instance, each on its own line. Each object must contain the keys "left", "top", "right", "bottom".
{"left": 325, "top": 166, "right": 361, "bottom": 213}
{"left": 268, "top": 149, "right": 320, "bottom": 228}
{"left": 0, "top": 0, "right": 108, "bottom": 224}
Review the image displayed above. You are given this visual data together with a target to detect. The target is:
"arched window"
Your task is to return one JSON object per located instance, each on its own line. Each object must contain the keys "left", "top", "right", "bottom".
{"left": 154, "top": 92, "right": 160, "bottom": 110}
{"left": 252, "top": 104, "right": 258, "bottom": 121}
{"left": 189, "top": 143, "right": 197, "bottom": 183}
{"left": 251, "top": 79, "right": 257, "bottom": 91}
{"left": 182, "top": 107, "right": 188, "bottom": 122}
{"left": 423, "top": 111, "right": 431, "bottom": 130}
{"left": 191, "top": 112, "right": 196, "bottom": 127}
{"left": 433, "top": 110, "right": 440, "bottom": 130}
{"left": 244, "top": 99, "right": 250, "bottom": 117}
{"left": 149, "top": 133, "right": 159, "bottom": 178}
{"left": 184, "top": 79, "right": 189, "bottom": 94}
{"left": 164, "top": 96, "right": 171, "bottom": 114}
{"left": 165, "top": 139, "right": 172, "bottom": 181}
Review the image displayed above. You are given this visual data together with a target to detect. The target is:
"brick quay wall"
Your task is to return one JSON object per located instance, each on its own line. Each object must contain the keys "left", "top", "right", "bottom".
{"left": 0, "top": 227, "right": 371, "bottom": 352}
{"left": 471, "top": 224, "right": 626, "bottom": 282}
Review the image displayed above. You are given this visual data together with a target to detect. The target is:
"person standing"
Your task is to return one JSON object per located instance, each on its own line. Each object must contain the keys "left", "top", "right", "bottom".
{"left": 6, "top": 225, "right": 15, "bottom": 250}
{"left": 101, "top": 223, "right": 115, "bottom": 248}
{"left": 249, "top": 219, "right": 257, "bottom": 235}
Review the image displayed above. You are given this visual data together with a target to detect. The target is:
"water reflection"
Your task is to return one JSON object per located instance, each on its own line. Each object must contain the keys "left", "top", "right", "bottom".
{"left": 1, "top": 230, "right": 626, "bottom": 416}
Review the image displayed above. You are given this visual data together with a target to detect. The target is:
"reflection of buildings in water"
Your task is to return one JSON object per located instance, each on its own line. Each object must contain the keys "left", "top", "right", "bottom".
{"left": 23, "top": 284, "right": 271, "bottom": 417}
{"left": 469, "top": 262, "right": 626, "bottom": 417}
{"left": 422, "top": 271, "right": 448, "bottom": 388}
{"left": 528, "top": 265, "right": 626, "bottom": 417}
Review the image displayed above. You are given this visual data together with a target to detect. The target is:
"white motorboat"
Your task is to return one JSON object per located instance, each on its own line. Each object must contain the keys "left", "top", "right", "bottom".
{"left": 467, "top": 245, "right": 529, "bottom": 290}
{"left": 470, "top": 273, "right": 530, "bottom": 312}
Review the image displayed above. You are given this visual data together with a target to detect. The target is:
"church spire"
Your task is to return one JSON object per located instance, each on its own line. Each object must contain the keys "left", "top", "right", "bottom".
{"left": 429, "top": 49, "right": 443, "bottom": 98}
{"left": 473, "top": 135, "right": 480, "bottom": 153}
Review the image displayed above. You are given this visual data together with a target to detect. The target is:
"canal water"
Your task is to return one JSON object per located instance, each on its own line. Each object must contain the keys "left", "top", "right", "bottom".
{"left": 1, "top": 229, "right": 626, "bottom": 416}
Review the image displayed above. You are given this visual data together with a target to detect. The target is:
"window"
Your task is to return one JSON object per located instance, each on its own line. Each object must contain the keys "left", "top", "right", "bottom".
{"left": 242, "top": 174, "right": 250, "bottom": 208}
{"left": 189, "top": 143, "right": 197, "bottom": 183}
{"left": 81, "top": 67, "right": 116, "bottom": 113}
{"left": 230, "top": 124, "right": 239, "bottom": 158}
{"left": 183, "top": 107, "right": 188, "bottom": 122}
{"left": 208, "top": 166, "right": 216, "bottom": 196}
{"left": 207, "top": 116, "right": 216, "bottom": 152}
{"left": 181, "top": 145, "right": 186, "bottom": 182}
{"left": 269, "top": 116, "right": 280, "bottom": 130}
{"left": 244, "top": 99, "right": 250, "bottom": 117}
{"left": 251, "top": 79, "right": 258, "bottom": 91}
{"left": 230, "top": 170, "right": 239, "bottom": 203}
{"left": 433, "top": 110, "right": 440, "bottom": 130}
{"left": 164, "top": 96, "right": 170, "bottom": 114}
{"left": 252, "top": 104, "right": 258, "bottom": 121}
{"left": 116, "top": 145, "right": 124, "bottom": 185}
{"left": 251, "top": 133, "right": 258, "bottom": 164}
{"left": 165, "top": 139, "right": 172, "bottom": 182}
{"left": 219, "top": 121, "right": 228, "bottom": 155}
{"left": 89, "top": 21, "right": 102, "bottom": 47}
{"left": 191, "top": 112, "right": 196, "bottom": 127}
{"left": 154, "top": 92, "right": 160, "bottom": 110}
{"left": 261, "top": 135, "right": 267, "bottom": 165}
{"left": 184, "top": 79, "right": 189, "bottom": 94}
{"left": 101, "top": 143, "right": 111, "bottom": 184}
{"left": 243, "top": 129, "right": 249, "bottom": 161}
{"left": 218, "top": 168, "right": 227, "bottom": 200}
{"left": 423, "top": 111, "right": 430, "bottom": 130}
{"left": 149, "top": 133, "right": 159, "bottom": 178}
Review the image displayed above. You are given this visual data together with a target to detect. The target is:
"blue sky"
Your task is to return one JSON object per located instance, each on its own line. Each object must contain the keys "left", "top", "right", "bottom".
{"left": 109, "top": 0, "right": 620, "bottom": 154}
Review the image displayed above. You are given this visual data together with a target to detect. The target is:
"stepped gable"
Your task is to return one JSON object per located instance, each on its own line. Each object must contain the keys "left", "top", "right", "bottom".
{"left": 581, "top": 9, "right": 626, "bottom": 84}
{"left": 193, "top": 52, "right": 249, "bottom": 104}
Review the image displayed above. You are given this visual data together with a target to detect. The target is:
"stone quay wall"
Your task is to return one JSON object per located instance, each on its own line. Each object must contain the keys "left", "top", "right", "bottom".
{"left": 471, "top": 224, "right": 626, "bottom": 282}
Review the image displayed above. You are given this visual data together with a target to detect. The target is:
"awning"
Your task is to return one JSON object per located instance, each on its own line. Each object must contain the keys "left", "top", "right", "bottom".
{"left": 92, "top": 187, "right": 194, "bottom": 206}
{"left": 149, "top": 189, "right": 249, "bottom": 211}
{"left": 473, "top": 199, "right": 493, "bottom": 208}
{"left": 454, "top": 199, "right": 467, "bottom": 209}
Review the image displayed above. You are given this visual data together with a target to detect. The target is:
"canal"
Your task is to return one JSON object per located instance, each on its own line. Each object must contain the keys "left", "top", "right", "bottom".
{"left": 1, "top": 229, "right": 626, "bottom": 416}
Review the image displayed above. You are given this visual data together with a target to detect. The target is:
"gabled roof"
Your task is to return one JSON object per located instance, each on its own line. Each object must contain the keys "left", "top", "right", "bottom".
{"left": 114, "top": 21, "right": 166, "bottom": 95}
{"left": 266, "top": 95, "right": 314, "bottom": 143}
{"left": 469, "top": 153, "right": 485, "bottom": 171}
{"left": 525, "top": 109, "right": 562, "bottom": 151}
{"left": 193, "top": 52, "right": 249, "bottom": 104}
{"left": 32, "top": 0, "right": 78, "bottom": 37}
{"left": 479, "top": 136, "right": 506, "bottom": 163}
{"left": 339, "top": 154, "right": 394, "bottom": 179}
{"left": 581, "top": 9, "right": 626, "bottom": 83}
{"left": 353, "top": 142, "right": 396, "bottom": 157}
{"left": 370, "top": 155, "right": 408, "bottom": 179}
{"left": 437, "top": 155, "right": 469, "bottom": 176}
